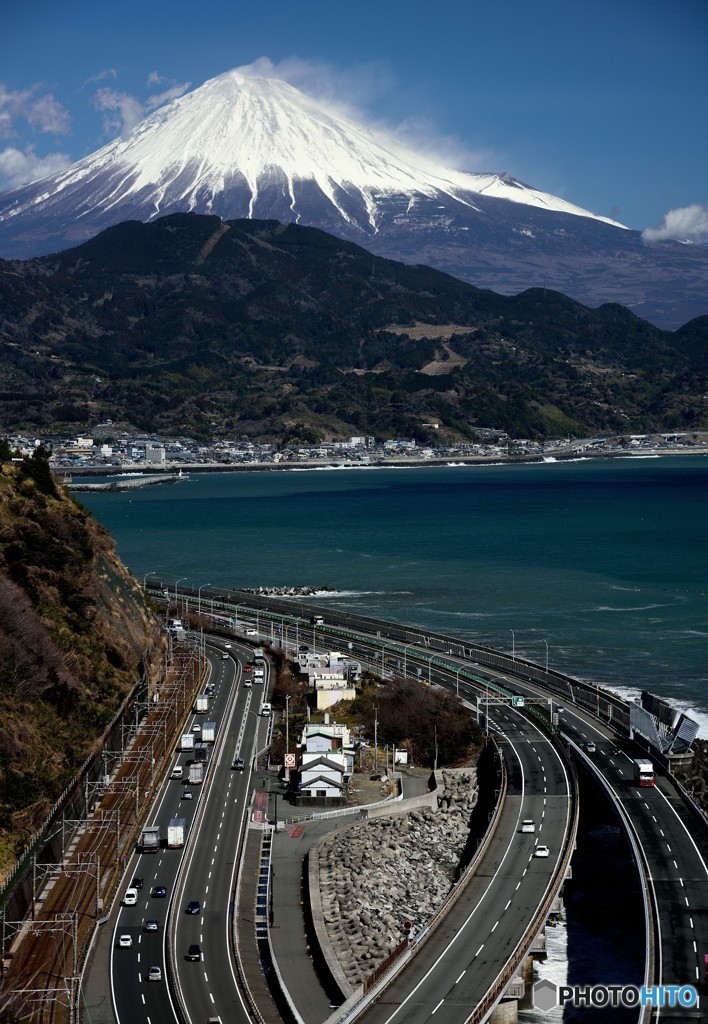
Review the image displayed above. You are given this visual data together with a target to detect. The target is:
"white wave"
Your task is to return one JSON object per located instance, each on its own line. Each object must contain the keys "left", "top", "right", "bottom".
{"left": 594, "top": 603, "right": 670, "bottom": 612}
{"left": 518, "top": 918, "right": 567, "bottom": 1022}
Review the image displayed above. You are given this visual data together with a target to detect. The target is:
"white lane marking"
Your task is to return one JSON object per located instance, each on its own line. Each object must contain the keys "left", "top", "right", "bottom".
{"left": 491, "top": 920, "right": 499, "bottom": 932}
{"left": 432, "top": 998, "right": 444, "bottom": 1014}
{"left": 475, "top": 944, "right": 484, "bottom": 957}
{"left": 456, "top": 970, "right": 466, "bottom": 983}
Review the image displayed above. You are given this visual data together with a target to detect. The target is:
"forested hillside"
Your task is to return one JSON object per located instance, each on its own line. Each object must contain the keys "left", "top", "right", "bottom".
{"left": 1, "top": 214, "right": 706, "bottom": 442}
{"left": 0, "top": 444, "right": 163, "bottom": 880}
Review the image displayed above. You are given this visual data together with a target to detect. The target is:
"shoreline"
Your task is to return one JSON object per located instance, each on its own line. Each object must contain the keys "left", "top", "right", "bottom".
{"left": 56, "top": 445, "right": 708, "bottom": 479}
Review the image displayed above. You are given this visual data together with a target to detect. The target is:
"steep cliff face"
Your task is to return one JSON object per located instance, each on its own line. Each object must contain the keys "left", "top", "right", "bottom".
{"left": 0, "top": 448, "right": 164, "bottom": 877}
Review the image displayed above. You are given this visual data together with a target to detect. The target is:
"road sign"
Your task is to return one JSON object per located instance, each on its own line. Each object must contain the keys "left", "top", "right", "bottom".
{"left": 511, "top": 696, "right": 525, "bottom": 707}
{"left": 284, "top": 753, "right": 296, "bottom": 768}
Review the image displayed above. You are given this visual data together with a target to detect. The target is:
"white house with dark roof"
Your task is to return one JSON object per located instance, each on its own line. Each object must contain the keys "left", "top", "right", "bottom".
{"left": 299, "top": 753, "right": 348, "bottom": 803}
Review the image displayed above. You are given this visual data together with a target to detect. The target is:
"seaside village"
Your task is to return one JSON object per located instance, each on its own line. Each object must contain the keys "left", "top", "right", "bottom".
{"left": 5, "top": 427, "right": 706, "bottom": 470}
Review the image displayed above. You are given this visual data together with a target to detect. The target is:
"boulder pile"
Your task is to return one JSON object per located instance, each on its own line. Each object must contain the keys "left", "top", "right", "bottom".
{"left": 316, "top": 768, "right": 477, "bottom": 986}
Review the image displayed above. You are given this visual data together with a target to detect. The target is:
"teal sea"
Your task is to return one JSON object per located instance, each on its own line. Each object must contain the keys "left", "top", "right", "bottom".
{"left": 79, "top": 456, "right": 708, "bottom": 732}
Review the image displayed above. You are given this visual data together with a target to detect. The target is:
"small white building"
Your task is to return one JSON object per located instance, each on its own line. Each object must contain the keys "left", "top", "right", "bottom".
{"left": 145, "top": 444, "right": 166, "bottom": 465}
{"left": 299, "top": 753, "right": 348, "bottom": 804}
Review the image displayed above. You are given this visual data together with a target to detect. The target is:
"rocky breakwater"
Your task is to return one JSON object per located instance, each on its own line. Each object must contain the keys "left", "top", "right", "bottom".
{"left": 315, "top": 768, "right": 477, "bottom": 990}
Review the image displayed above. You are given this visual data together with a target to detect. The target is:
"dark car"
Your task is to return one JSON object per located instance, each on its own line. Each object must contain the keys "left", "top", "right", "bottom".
{"left": 152, "top": 885, "right": 167, "bottom": 898}
{"left": 186, "top": 943, "right": 202, "bottom": 961}
{"left": 187, "top": 900, "right": 201, "bottom": 914}
{"left": 232, "top": 757, "right": 245, "bottom": 771}
{"left": 131, "top": 876, "right": 144, "bottom": 890}
{"left": 144, "top": 919, "right": 159, "bottom": 932}
{"left": 298, "top": 645, "right": 309, "bottom": 653}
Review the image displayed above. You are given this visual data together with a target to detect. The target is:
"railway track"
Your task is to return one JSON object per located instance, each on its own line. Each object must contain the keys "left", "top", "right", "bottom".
{"left": 1, "top": 646, "right": 203, "bottom": 1024}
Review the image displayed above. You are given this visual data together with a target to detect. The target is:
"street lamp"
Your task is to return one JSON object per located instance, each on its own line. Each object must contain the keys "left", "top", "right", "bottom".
{"left": 143, "top": 569, "right": 158, "bottom": 590}
{"left": 510, "top": 629, "right": 515, "bottom": 662}
{"left": 542, "top": 638, "right": 548, "bottom": 674}
{"left": 455, "top": 667, "right": 462, "bottom": 696}
{"left": 174, "top": 577, "right": 187, "bottom": 604}
{"left": 402, "top": 642, "right": 415, "bottom": 678}
{"left": 198, "top": 583, "right": 212, "bottom": 615}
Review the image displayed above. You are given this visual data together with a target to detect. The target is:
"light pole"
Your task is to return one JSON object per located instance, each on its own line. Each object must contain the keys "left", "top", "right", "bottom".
{"left": 510, "top": 629, "right": 515, "bottom": 662}
{"left": 455, "top": 667, "right": 462, "bottom": 696}
{"left": 174, "top": 577, "right": 187, "bottom": 611}
{"left": 143, "top": 569, "right": 158, "bottom": 590}
{"left": 543, "top": 638, "right": 548, "bottom": 675}
{"left": 198, "top": 583, "right": 212, "bottom": 616}
{"left": 402, "top": 643, "right": 414, "bottom": 678}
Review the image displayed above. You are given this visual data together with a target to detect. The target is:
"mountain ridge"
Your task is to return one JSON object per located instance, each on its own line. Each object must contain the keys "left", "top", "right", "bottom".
{"left": 1, "top": 213, "right": 706, "bottom": 442}
{"left": 0, "top": 68, "right": 704, "bottom": 329}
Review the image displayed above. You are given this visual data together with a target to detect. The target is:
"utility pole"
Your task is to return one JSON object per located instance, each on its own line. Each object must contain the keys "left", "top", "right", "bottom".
{"left": 374, "top": 704, "right": 379, "bottom": 772}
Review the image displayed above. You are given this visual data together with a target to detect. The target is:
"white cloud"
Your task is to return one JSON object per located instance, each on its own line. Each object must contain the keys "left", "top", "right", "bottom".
{"left": 642, "top": 204, "right": 708, "bottom": 243}
{"left": 146, "top": 82, "right": 190, "bottom": 111}
{"left": 93, "top": 79, "right": 190, "bottom": 138}
{"left": 82, "top": 69, "right": 117, "bottom": 88}
{"left": 0, "top": 82, "right": 71, "bottom": 139}
{"left": 26, "top": 94, "right": 71, "bottom": 135}
{"left": 0, "top": 146, "right": 70, "bottom": 191}
{"left": 93, "top": 87, "right": 145, "bottom": 137}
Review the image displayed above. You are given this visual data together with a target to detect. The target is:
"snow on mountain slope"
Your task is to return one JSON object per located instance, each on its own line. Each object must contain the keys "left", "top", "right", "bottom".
{"left": 0, "top": 68, "right": 622, "bottom": 237}
{"left": 2, "top": 67, "right": 706, "bottom": 329}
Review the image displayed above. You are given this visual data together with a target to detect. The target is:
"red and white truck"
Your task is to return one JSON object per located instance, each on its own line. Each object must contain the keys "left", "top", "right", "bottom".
{"left": 633, "top": 759, "right": 655, "bottom": 787}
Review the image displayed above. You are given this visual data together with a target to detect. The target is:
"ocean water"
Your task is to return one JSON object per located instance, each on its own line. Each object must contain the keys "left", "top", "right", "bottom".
{"left": 79, "top": 456, "right": 708, "bottom": 731}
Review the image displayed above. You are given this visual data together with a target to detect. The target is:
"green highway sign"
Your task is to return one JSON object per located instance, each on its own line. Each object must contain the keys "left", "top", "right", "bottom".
{"left": 511, "top": 696, "right": 525, "bottom": 707}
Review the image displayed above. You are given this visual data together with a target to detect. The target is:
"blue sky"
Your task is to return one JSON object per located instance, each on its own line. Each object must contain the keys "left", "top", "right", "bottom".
{"left": 1, "top": 0, "right": 706, "bottom": 238}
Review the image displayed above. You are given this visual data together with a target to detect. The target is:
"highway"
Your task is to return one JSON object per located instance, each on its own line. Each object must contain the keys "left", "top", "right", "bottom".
{"left": 359, "top": 701, "right": 574, "bottom": 1024}
{"left": 110, "top": 640, "right": 268, "bottom": 1024}
{"left": 108, "top": 587, "right": 708, "bottom": 1023}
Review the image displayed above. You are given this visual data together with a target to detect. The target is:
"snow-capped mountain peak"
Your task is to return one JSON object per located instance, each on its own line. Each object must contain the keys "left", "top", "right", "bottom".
{"left": 0, "top": 67, "right": 621, "bottom": 243}
{"left": 3, "top": 67, "right": 705, "bottom": 330}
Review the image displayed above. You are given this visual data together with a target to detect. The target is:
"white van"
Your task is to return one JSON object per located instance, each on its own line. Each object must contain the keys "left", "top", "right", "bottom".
{"left": 171, "top": 765, "right": 183, "bottom": 779}
{"left": 259, "top": 702, "right": 272, "bottom": 717}
{"left": 123, "top": 887, "right": 138, "bottom": 905}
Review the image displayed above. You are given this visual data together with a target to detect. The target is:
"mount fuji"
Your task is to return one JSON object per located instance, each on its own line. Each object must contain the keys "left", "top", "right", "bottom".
{"left": 0, "top": 68, "right": 705, "bottom": 329}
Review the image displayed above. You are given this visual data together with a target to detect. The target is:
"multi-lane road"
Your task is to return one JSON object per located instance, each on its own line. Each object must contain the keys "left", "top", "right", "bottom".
{"left": 102, "top": 593, "right": 708, "bottom": 1024}
{"left": 110, "top": 640, "right": 268, "bottom": 1024}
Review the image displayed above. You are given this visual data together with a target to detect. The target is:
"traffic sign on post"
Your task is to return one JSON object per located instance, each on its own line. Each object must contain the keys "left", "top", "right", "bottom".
{"left": 511, "top": 696, "right": 525, "bottom": 707}
{"left": 284, "top": 753, "right": 296, "bottom": 768}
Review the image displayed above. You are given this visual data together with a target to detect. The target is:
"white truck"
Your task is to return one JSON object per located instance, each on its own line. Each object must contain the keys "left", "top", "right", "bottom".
{"left": 167, "top": 817, "right": 187, "bottom": 848}
{"left": 188, "top": 762, "right": 204, "bottom": 785}
{"left": 201, "top": 721, "right": 216, "bottom": 744}
{"left": 253, "top": 647, "right": 265, "bottom": 661}
{"left": 633, "top": 759, "right": 655, "bottom": 787}
{"left": 253, "top": 665, "right": 265, "bottom": 681}
{"left": 181, "top": 732, "right": 194, "bottom": 752}
{"left": 139, "top": 825, "right": 160, "bottom": 853}
{"left": 194, "top": 695, "right": 208, "bottom": 714}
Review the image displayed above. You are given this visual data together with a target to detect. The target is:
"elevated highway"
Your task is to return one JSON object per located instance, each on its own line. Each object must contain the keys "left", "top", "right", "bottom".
{"left": 154, "top": 581, "right": 708, "bottom": 1020}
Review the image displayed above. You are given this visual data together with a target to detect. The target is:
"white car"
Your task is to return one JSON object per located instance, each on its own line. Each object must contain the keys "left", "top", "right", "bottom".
{"left": 118, "top": 934, "right": 132, "bottom": 947}
{"left": 534, "top": 845, "right": 550, "bottom": 858}
{"left": 123, "top": 887, "right": 138, "bottom": 905}
{"left": 245, "top": 628, "right": 258, "bottom": 636}
{"left": 520, "top": 820, "right": 535, "bottom": 833}
{"left": 224, "top": 643, "right": 231, "bottom": 649}
{"left": 146, "top": 966, "right": 162, "bottom": 982}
